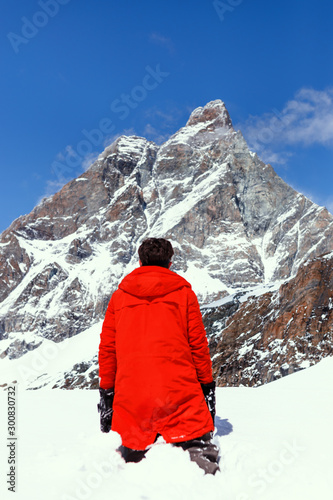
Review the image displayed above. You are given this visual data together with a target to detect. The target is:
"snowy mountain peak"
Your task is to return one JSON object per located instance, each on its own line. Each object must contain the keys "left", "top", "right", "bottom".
{"left": 186, "top": 99, "right": 233, "bottom": 130}
{"left": 96, "top": 135, "right": 152, "bottom": 165}
{"left": 1, "top": 99, "right": 333, "bottom": 390}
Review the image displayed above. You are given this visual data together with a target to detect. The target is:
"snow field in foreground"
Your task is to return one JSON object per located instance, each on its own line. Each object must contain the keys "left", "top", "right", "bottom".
{"left": 0, "top": 357, "right": 332, "bottom": 500}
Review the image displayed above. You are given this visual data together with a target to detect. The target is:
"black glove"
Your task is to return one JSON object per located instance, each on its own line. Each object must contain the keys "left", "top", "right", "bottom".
{"left": 201, "top": 380, "right": 216, "bottom": 426}
{"left": 97, "top": 387, "right": 114, "bottom": 433}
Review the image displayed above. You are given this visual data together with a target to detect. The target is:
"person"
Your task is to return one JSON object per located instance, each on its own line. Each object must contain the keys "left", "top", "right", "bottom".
{"left": 98, "top": 237, "right": 219, "bottom": 474}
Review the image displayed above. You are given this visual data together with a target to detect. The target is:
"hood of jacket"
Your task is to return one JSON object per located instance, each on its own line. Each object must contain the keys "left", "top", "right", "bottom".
{"left": 118, "top": 266, "right": 192, "bottom": 298}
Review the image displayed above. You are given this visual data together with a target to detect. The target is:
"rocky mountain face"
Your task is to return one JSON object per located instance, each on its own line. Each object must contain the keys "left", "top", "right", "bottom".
{"left": 0, "top": 99, "right": 333, "bottom": 389}
{"left": 204, "top": 251, "right": 333, "bottom": 386}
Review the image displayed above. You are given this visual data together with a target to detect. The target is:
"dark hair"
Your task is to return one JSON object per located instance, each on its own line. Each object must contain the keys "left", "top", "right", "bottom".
{"left": 138, "top": 238, "right": 174, "bottom": 268}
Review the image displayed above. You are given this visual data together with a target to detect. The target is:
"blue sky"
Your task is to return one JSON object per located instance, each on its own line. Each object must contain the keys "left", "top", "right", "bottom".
{"left": 1, "top": 0, "right": 333, "bottom": 233}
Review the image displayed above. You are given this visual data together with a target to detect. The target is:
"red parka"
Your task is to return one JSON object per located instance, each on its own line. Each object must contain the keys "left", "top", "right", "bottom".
{"left": 98, "top": 265, "right": 214, "bottom": 450}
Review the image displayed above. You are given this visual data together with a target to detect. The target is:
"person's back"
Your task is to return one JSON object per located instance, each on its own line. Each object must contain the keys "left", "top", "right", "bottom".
{"left": 98, "top": 238, "right": 219, "bottom": 474}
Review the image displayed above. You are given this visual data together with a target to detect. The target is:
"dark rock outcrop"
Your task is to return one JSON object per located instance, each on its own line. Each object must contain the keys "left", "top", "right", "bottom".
{"left": 206, "top": 252, "right": 333, "bottom": 386}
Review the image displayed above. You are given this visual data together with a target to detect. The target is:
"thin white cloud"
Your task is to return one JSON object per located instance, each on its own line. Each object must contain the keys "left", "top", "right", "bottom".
{"left": 238, "top": 87, "right": 333, "bottom": 163}
{"left": 144, "top": 105, "right": 185, "bottom": 125}
{"left": 142, "top": 105, "right": 188, "bottom": 144}
{"left": 103, "top": 133, "right": 121, "bottom": 149}
{"left": 149, "top": 32, "right": 175, "bottom": 53}
{"left": 321, "top": 196, "right": 333, "bottom": 215}
{"left": 143, "top": 123, "right": 170, "bottom": 144}
{"left": 122, "top": 127, "right": 138, "bottom": 137}
{"left": 55, "top": 145, "right": 77, "bottom": 162}
{"left": 254, "top": 150, "right": 292, "bottom": 166}
{"left": 81, "top": 152, "right": 100, "bottom": 171}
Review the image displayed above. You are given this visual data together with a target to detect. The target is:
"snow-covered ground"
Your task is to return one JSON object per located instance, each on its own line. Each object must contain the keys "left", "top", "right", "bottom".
{"left": 0, "top": 323, "right": 102, "bottom": 390}
{"left": 0, "top": 357, "right": 332, "bottom": 500}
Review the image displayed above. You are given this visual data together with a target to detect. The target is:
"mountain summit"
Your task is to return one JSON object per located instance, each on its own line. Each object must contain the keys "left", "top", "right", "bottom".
{"left": 186, "top": 99, "right": 233, "bottom": 128}
{"left": 1, "top": 100, "right": 332, "bottom": 387}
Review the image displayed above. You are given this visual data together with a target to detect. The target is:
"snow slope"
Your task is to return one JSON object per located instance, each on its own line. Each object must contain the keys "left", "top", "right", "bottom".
{"left": 0, "top": 322, "right": 101, "bottom": 389}
{"left": 0, "top": 357, "right": 332, "bottom": 500}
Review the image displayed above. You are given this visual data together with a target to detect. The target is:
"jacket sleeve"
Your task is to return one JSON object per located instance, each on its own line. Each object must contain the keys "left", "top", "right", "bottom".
{"left": 98, "top": 295, "right": 117, "bottom": 390}
{"left": 187, "top": 289, "right": 213, "bottom": 384}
